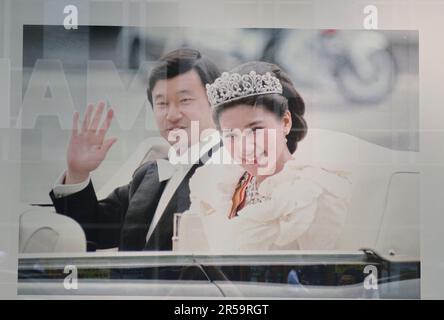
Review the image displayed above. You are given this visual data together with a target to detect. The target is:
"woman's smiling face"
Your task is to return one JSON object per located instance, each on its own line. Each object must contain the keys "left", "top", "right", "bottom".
{"left": 218, "top": 103, "right": 292, "bottom": 176}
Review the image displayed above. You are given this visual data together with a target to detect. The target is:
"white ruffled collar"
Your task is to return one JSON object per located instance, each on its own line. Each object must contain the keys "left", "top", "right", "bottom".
{"left": 188, "top": 149, "right": 353, "bottom": 217}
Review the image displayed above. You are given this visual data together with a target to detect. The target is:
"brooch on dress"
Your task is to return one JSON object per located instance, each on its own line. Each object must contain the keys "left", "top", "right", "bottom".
{"left": 229, "top": 172, "right": 271, "bottom": 219}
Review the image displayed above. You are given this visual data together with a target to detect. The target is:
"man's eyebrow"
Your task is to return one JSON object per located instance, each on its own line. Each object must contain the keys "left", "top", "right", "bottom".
{"left": 153, "top": 90, "right": 194, "bottom": 101}
{"left": 153, "top": 93, "right": 165, "bottom": 101}
{"left": 176, "top": 89, "right": 194, "bottom": 95}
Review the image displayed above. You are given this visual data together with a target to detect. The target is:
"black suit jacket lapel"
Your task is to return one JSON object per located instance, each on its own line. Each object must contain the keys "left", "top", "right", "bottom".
{"left": 144, "top": 163, "right": 201, "bottom": 251}
{"left": 144, "top": 141, "right": 222, "bottom": 251}
{"left": 120, "top": 162, "right": 167, "bottom": 250}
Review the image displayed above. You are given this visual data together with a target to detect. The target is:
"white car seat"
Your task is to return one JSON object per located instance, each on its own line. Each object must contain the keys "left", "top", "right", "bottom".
{"left": 293, "top": 129, "right": 419, "bottom": 260}
{"left": 19, "top": 205, "right": 86, "bottom": 253}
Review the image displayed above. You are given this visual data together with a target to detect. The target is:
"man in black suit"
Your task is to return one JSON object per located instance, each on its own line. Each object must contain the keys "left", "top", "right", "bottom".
{"left": 50, "top": 48, "right": 221, "bottom": 251}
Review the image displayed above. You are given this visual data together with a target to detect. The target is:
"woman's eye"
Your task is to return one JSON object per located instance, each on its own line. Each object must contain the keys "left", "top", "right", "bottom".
{"left": 252, "top": 127, "right": 264, "bottom": 132}
{"left": 223, "top": 132, "right": 239, "bottom": 140}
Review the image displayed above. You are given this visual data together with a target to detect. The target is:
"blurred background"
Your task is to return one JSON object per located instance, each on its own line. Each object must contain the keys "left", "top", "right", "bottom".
{"left": 19, "top": 26, "right": 418, "bottom": 204}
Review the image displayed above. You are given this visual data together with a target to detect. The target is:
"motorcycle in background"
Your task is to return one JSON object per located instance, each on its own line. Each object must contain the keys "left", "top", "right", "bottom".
{"left": 274, "top": 29, "right": 397, "bottom": 104}
{"left": 127, "top": 28, "right": 397, "bottom": 104}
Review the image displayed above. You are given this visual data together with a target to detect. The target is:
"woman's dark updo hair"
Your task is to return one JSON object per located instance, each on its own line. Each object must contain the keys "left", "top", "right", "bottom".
{"left": 213, "top": 61, "right": 307, "bottom": 154}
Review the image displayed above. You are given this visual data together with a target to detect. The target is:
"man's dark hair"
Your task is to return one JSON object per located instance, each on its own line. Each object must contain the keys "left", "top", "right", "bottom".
{"left": 147, "top": 48, "right": 221, "bottom": 106}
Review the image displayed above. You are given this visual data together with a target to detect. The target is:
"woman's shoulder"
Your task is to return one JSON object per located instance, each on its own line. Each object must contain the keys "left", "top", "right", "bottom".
{"left": 188, "top": 151, "right": 244, "bottom": 211}
{"left": 265, "top": 159, "right": 353, "bottom": 201}
{"left": 190, "top": 153, "right": 244, "bottom": 189}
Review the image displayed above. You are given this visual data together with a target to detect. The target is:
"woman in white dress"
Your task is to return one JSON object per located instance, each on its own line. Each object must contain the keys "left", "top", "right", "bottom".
{"left": 180, "top": 61, "right": 353, "bottom": 252}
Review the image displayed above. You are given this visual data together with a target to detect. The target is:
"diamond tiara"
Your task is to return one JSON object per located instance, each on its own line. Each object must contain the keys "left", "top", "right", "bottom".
{"left": 206, "top": 71, "right": 283, "bottom": 108}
